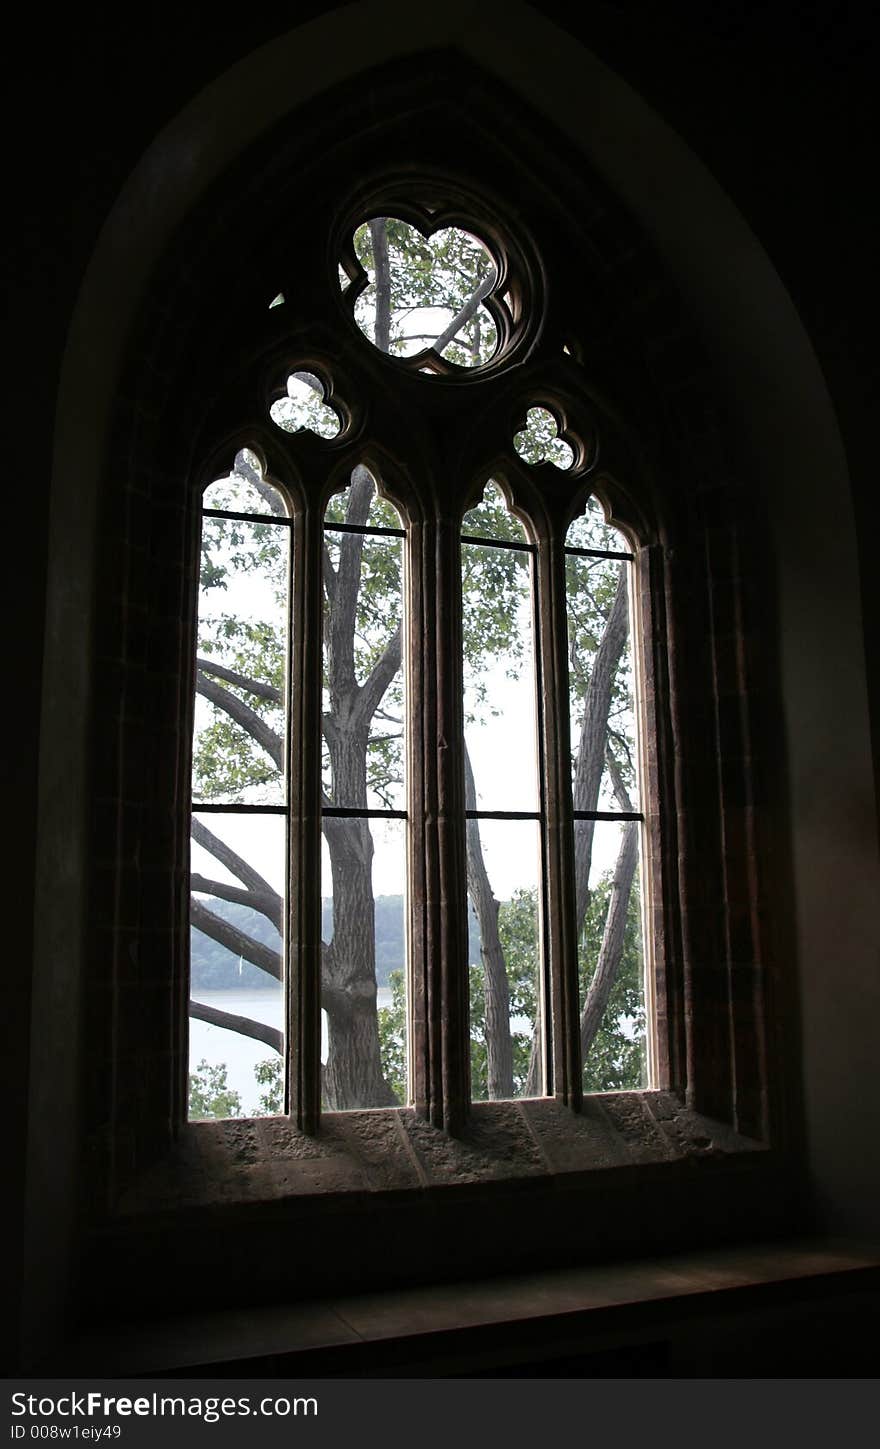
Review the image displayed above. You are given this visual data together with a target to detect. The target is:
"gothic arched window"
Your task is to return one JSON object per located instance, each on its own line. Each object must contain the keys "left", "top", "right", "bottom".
{"left": 186, "top": 201, "right": 657, "bottom": 1134}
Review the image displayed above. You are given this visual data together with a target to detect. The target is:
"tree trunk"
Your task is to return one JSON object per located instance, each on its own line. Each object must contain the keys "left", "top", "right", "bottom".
{"left": 523, "top": 1003, "right": 544, "bottom": 1098}
{"left": 464, "top": 749, "right": 514, "bottom": 1100}
{"left": 572, "top": 565, "right": 629, "bottom": 930}
{"left": 580, "top": 819, "right": 639, "bottom": 1059}
{"left": 369, "top": 218, "right": 392, "bottom": 353}
{"left": 321, "top": 451, "right": 398, "bottom": 1109}
{"left": 321, "top": 809, "right": 397, "bottom": 1109}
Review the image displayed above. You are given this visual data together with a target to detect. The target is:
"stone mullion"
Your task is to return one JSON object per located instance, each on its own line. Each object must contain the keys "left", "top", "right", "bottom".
{"left": 404, "top": 416, "right": 473, "bottom": 1128}
{"left": 635, "top": 543, "right": 678, "bottom": 1092}
{"left": 412, "top": 512, "right": 471, "bottom": 1131}
{"left": 536, "top": 526, "right": 582, "bottom": 1110}
{"left": 406, "top": 516, "right": 433, "bottom": 1120}
{"left": 288, "top": 497, "right": 323, "bottom": 1134}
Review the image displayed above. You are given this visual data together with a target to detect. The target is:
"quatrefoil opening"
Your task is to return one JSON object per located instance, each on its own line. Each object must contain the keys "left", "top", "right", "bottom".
{"left": 270, "top": 372, "right": 341, "bottom": 439}
{"left": 344, "top": 218, "right": 499, "bottom": 369}
{"left": 513, "top": 407, "right": 574, "bottom": 470}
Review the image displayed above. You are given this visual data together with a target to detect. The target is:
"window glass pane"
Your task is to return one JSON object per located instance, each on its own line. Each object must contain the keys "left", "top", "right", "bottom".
{"left": 193, "top": 515, "right": 289, "bottom": 806}
{"left": 189, "top": 811, "right": 285, "bottom": 1119}
{"left": 513, "top": 406, "right": 573, "bottom": 470}
{"left": 202, "top": 447, "right": 287, "bottom": 516}
{"left": 321, "top": 818, "right": 408, "bottom": 1110}
{"left": 577, "top": 820, "right": 647, "bottom": 1093}
{"left": 269, "top": 371, "right": 340, "bottom": 438}
{"left": 461, "top": 478, "right": 528, "bottom": 541}
{"left": 462, "top": 537, "right": 538, "bottom": 812}
{"left": 565, "top": 551, "right": 639, "bottom": 811}
{"left": 565, "top": 494, "right": 628, "bottom": 552}
{"left": 467, "top": 819, "right": 544, "bottom": 1101}
{"left": 323, "top": 469, "right": 404, "bottom": 811}
{"left": 349, "top": 218, "right": 497, "bottom": 367}
{"left": 324, "top": 467, "right": 402, "bottom": 530}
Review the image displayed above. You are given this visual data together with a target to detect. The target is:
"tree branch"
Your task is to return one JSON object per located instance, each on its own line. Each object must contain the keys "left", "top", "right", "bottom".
{"left": 251, "top": 478, "right": 286, "bottom": 517}
{"left": 196, "top": 656, "right": 281, "bottom": 704}
{"left": 233, "top": 452, "right": 286, "bottom": 518}
{"left": 352, "top": 622, "right": 402, "bottom": 730}
{"left": 323, "top": 218, "right": 390, "bottom": 707}
{"left": 431, "top": 269, "right": 496, "bottom": 356}
{"left": 369, "top": 217, "right": 391, "bottom": 353}
{"left": 190, "top": 874, "right": 282, "bottom": 932}
{"left": 191, "top": 817, "right": 278, "bottom": 897}
{"left": 580, "top": 819, "right": 639, "bottom": 1060}
{"left": 605, "top": 747, "right": 635, "bottom": 816}
{"left": 189, "top": 998, "right": 283, "bottom": 1053}
{"left": 325, "top": 464, "right": 377, "bottom": 707}
{"left": 196, "top": 670, "right": 283, "bottom": 768}
{"left": 322, "top": 540, "right": 337, "bottom": 607}
{"left": 191, "top": 898, "right": 282, "bottom": 980}
{"left": 572, "top": 565, "right": 629, "bottom": 930}
{"left": 578, "top": 747, "right": 639, "bottom": 1063}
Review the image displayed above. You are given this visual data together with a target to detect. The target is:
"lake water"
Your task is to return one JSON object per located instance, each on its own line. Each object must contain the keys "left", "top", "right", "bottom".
{"left": 189, "top": 987, "right": 393, "bottom": 1115}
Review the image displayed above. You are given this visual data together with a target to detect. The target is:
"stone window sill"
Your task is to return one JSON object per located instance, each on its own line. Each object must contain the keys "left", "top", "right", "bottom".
{"left": 115, "top": 1090, "right": 764, "bottom": 1219}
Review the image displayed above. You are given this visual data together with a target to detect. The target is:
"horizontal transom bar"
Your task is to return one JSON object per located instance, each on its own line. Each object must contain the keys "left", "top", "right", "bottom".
{"left": 324, "top": 521, "right": 405, "bottom": 538}
{"left": 192, "top": 802, "right": 287, "bottom": 813}
{"left": 322, "top": 807, "right": 408, "bottom": 819}
{"left": 460, "top": 533, "right": 535, "bottom": 553}
{"left": 564, "top": 545, "right": 633, "bottom": 561}
{"left": 203, "top": 508, "right": 291, "bottom": 525}
{"left": 573, "top": 810, "right": 644, "bottom": 821}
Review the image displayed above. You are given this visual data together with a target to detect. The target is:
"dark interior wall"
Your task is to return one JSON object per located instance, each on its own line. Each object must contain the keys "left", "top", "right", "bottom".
{"left": 5, "top": 0, "right": 878, "bottom": 1370}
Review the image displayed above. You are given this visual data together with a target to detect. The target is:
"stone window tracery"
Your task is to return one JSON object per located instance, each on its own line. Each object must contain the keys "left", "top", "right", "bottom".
{"left": 186, "top": 198, "right": 656, "bottom": 1132}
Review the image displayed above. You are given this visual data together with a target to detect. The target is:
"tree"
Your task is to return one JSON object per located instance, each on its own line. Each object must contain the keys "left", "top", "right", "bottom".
{"left": 188, "top": 1060, "right": 243, "bottom": 1120}
{"left": 580, "top": 871, "right": 646, "bottom": 1092}
{"left": 188, "top": 215, "right": 645, "bottom": 1116}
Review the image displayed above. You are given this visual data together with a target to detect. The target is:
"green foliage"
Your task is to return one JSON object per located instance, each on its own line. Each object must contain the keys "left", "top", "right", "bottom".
{"left": 377, "top": 968, "right": 407, "bottom": 1104}
{"left": 376, "top": 873, "right": 644, "bottom": 1101}
{"left": 187, "top": 1056, "right": 283, "bottom": 1118}
{"left": 460, "top": 481, "right": 531, "bottom": 716}
{"left": 470, "top": 874, "right": 644, "bottom": 1099}
{"left": 194, "top": 512, "right": 289, "bottom": 803}
{"left": 513, "top": 406, "right": 573, "bottom": 469}
{"left": 461, "top": 481, "right": 528, "bottom": 542}
{"left": 188, "top": 1059, "right": 243, "bottom": 1120}
{"left": 199, "top": 516, "right": 287, "bottom": 597}
{"left": 194, "top": 716, "right": 280, "bottom": 801}
{"left": 254, "top": 1057, "right": 284, "bottom": 1114}
{"left": 469, "top": 888, "right": 541, "bottom": 1099}
{"left": 579, "top": 874, "right": 646, "bottom": 1092}
{"left": 270, "top": 373, "right": 340, "bottom": 438}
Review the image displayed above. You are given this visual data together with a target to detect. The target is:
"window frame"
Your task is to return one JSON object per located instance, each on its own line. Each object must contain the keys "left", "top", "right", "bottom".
{"left": 77, "top": 73, "right": 781, "bottom": 1299}
{"left": 181, "top": 168, "right": 678, "bottom": 1136}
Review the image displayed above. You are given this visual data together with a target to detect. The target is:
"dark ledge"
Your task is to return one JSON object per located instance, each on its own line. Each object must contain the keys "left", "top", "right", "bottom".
{"left": 58, "top": 1237, "right": 880, "bottom": 1376}
{"left": 112, "top": 1091, "right": 764, "bottom": 1219}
